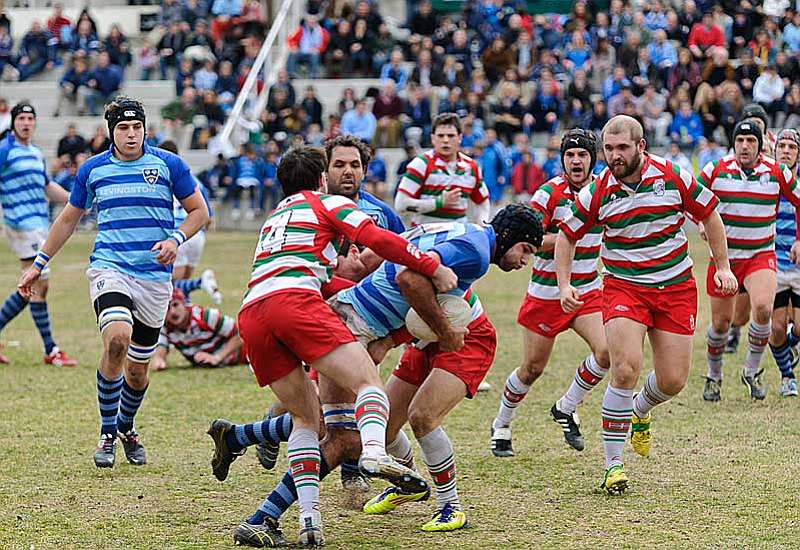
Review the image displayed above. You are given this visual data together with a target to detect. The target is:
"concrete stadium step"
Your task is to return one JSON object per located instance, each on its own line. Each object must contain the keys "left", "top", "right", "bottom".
{"left": 1, "top": 80, "right": 174, "bottom": 115}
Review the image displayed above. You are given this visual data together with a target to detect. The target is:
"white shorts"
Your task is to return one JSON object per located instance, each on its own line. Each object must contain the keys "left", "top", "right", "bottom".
{"left": 327, "top": 297, "right": 378, "bottom": 347}
{"left": 87, "top": 268, "right": 172, "bottom": 328}
{"left": 5, "top": 226, "right": 48, "bottom": 260}
{"left": 777, "top": 269, "right": 800, "bottom": 295}
{"left": 175, "top": 232, "right": 206, "bottom": 268}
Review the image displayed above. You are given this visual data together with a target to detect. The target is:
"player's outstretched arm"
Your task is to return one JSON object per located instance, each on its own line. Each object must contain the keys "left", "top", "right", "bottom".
{"left": 396, "top": 264, "right": 467, "bottom": 353}
{"left": 394, "top": 191, "right": 438, "bottom": 214}
{"left": 554, "top": 231, "right": 583, "bottom": 313}
{"left": 18, "top": 204, "right": 84, "bottom": 299}
{"left": 701, "top": 210, "right": 738, "bottom": 295}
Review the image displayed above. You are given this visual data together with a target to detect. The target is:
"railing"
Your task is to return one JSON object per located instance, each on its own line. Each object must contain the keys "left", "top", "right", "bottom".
{"left": 219, "top": 0, "right": 300, "bottom": 154}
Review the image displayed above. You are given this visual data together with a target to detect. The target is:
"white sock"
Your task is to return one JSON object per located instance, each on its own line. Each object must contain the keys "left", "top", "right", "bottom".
{"left": 706, "top": 325, "right": 727, "bottom": 382}
{"left": 287, "top": 427, "right": 321, "bottom": 527}
{"left": 386, "top": 430, "right": 414, "bottom": 468}
{"left": 560, "top": 354, "right": 608, "bottom": 413}
{"left": 418, "top": 426, "right": 459, "bottom": 509}
{"left": 632, "top": 372, "right": 673, "bottom": 418}
{"left": 601, "top": 385, "right": 633, "bottom": 469}
{"left": 744, "top": 321, "right": 771, "bottom": 377}
{"left": 355, "top": 385, "right": 390, "bottom": 456}
{"left": 494, "top": 368, "right": 530, "bottom": 429}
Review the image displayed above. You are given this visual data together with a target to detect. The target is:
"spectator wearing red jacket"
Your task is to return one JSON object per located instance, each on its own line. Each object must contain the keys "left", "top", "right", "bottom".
{"left": 287, "top": 15, "right": 329, "bottom": 78}
{"left": 511, "top": 150, "right": 544, "bottom": 201}
{"left": 688, "top": 12, "right": 724, "bottom": 60}
{"left": 46, "top": 3, "right": 71, "bottom": 50}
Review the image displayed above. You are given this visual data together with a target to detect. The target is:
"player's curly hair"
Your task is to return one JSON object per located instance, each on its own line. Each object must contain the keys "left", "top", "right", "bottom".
{"left": 489, "top": 203, "right": 544, "bottom": 264}
{"left": 277, "top": 145, "right": 328, "bottom": 196}
{"left": 324, "top": 135, "right": 372, "bottom": 169}
{"left": 103, "top": 95, "right": 145, "bottom": 123}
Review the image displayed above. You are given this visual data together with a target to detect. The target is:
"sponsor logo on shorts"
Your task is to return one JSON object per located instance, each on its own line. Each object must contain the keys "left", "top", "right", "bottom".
{"left": 689, "top": 314, "right": 696, "bottom": 331}
{"left": 614, "top": 304, "right": 630, "bottom": 312}
{"left": 769, "top": 258, "right": 776, "bottom": 269}
{"left": 142, "top": 168, "right": 159, "bottom": 186}
{"left": 538, "top": 323, "right": 551, "bottom": 333}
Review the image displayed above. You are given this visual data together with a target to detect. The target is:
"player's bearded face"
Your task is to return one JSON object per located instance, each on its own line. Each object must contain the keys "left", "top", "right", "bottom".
{"left": 604, "top": 134, "right": 643, "bottom": 180}
{"left": 776, "top": 140, "right": 799, "bottom": 169}
{"left": 734, "top": 135, "right": 759, "bottom": 168}
{"left": 327, "top": 147, "right": 364, "bottom": 199}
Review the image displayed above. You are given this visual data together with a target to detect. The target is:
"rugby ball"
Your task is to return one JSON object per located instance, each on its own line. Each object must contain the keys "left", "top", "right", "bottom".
{"left": 405, "top": 294, "right": 472, "bottom": 341}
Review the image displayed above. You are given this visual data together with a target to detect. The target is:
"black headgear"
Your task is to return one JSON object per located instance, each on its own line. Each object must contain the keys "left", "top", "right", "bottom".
{"left": 105, "top": 98, "right": 146, "bottom": 137}
{"left": 560, "top": 128, "right": 597, "bottom": 174}
{"left": 11, "top": 102, "right": 36, "bottom": 131}
{"left": 733, "top": 120, "right": 763, "bottom": 153}
{"left": 742, "top": 103, "right": 769, "bottom": 130}
{"left": 489, "top": 203, "right": 544, "bottom": 264}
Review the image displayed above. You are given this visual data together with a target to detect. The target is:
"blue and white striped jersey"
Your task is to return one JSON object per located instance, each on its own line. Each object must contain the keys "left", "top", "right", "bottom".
{"left": 357, "top": 189, "right": 405, "bottom": 234}
{"left": 777, "top": 168, "right": 800, "bottom": 272}
{"left": 0, "top": 133, "right": 50, "bottom": 231}
{"left": 69, "top": 144, "right": 197, "bottom": 281}
{"left": 336, "top": 222, "right": 495, "bottom": 337}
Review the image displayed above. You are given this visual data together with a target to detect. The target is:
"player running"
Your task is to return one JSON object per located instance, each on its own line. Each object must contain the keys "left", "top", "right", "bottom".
{"left": 151, "top": 288, "right": 243, "bottom": 370}
{"left": 556, "top": 115, "right": 736, "bottom": 495}
{"left": 19, "top": 97, "right": 210, "bottom": 468}
{"left": 223, "top": 144, "right": 456, "bottom": 546}
{"left": 491, "top": 129, "right": 608, "bottom": 457}
{"left": 768, "top": 129, "right": 800, "bottom": 397}
{"left": 701, "top": 121, "right": 800, "bottom": 401}
{"left": 394, "top": 112, "right": 491, "bottom": 226}
{"left": 0, "top": 102, "right": 76, "bottom": 366}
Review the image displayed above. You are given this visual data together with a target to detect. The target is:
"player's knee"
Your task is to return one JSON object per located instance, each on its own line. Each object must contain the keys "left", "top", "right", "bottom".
{"left": 326, "top": 428, "right": 361, "bottom": 463}
{"left": 408, "top": 406, "right": 439, "bottom": 438}
{"left": 711, "top": 313, "right": 732, "bottom": 333}
{"left": 106, "top": 333, "right": 131, "bottom": 364}
{"left": 752, "top": 302, "right": 772, "bottom": 324}
{"left": 771, "top": 317, "right": 788, "bottom": 343}
{"left": 593, "top": 346, "right": 611, "bottom": 370}
{"left": 125, "top": 364, "right": 149, "bottom": 388}
{"left": 655, "top": 372, "right": 686, "bottom": 396}
{"left": 519, "top": 358, "right": 547, "bottom": 384}
{"left": 610, "top": 360, "right": 639, "bottom": 387}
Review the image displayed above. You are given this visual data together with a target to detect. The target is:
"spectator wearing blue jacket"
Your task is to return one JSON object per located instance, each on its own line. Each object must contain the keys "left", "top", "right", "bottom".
{"left": 17, "top": 22, "right": 54, "bottom": 81}
{"left": 669, "top": 100, "right": 704, "bottom": 149}
{"left": 481, "top": 129, "right": 510, "bottom": 203}
{"left": 82, "top": 51, "right": 123, "bottom": 115}
{"left": 228, "top": 144, "right": 269, "bottom": 220}
{"left": 340, "top": 100, "right": 377, "bottom": 143}
{"left": 54, "top": 54, "right": 89, "bottom": 117}
{"left": 648, "top": 30, "right": 677, "bottom": 85}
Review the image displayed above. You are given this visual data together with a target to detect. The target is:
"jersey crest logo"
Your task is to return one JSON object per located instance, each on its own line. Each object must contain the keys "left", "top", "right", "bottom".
{"left": 142, "top": 168, "right": 159, "bottom": 186}
{"left": 653, "top": 180, "right": 665, "bottom": 196}
{"left": 759, "top": 174, "right": 770, "bottom": 186}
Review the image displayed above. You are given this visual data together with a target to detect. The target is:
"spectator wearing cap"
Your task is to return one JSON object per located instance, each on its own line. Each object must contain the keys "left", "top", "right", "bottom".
{"left": 669, "top": 100, "right": 704, "bottom": 149}
{"left": 16, "top": 21, "right": 54, "bottom": 82}
{"left": 81, "top": 51, "right": 123, "bottom": 116}
{"left": 688, "top": 11, "right": 725, "bottom": 60}
{"left": 340, "top": 99, "right": 376, "bottom": 143}
{"left": 753, "top": 64, "right": 786, "bottom": 127}
{"left": 55, "top": 54, "right": 89, "bottom": 116}
{"left": 287, "top": 15, "right": 328, "bottom": 78}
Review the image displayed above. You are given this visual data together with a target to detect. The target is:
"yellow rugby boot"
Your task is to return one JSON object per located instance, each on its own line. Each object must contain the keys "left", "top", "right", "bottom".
{"left": 600, "top": 465, "right": 628, "bottom": 495}
{"left": 363, "top": 486, "right": 430, "bottom": 515}
{"left": 421, "top": 503, "right": 468, "bottom": 532}
{"left": 630, "top": 412, "right": 652, "bottom": 457}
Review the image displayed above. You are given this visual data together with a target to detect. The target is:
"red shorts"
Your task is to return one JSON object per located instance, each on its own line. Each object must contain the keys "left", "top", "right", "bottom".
{"left": 706, "top": 251, "right": 776, "bottom": 298}
{"left": 238, "top": 291, "right": 356, "bottom": 387}
{"left": 392, "top": 315, "right": 497, "bottom": 398}
{"left": 602, "top": 276, "right": 697, "bottom": 336}
{"left": 517, "top": 289, "right": 603, "bottom": 338}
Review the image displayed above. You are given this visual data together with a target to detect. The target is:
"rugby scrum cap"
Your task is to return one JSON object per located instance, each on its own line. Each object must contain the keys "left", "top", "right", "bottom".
{"left": 776, "top": 128, "right": 800, "bottom": 151}
{"left": 742, "top": 103, "right": 769, "bottom": 130}
{"left": 560, "top": 128, "right": 597, "bottom": 172}
{"left": 105, "top": 97, "right": 146, "bottom": 136}
{"left": 489, "top": 203, "right": 544, "bottom": 263}
{"left": 733, "top": 120, "right": 763, "bottom": 153}
{"left": 11, "top": 102, "right": 36, "bottom": 128}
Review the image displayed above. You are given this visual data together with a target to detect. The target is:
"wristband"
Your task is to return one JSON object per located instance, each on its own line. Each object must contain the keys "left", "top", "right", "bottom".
{"left": 169, "top": 230, "right": 187, "bottom": 247}
{"left": 32, "top": 250, "right": 50, "bottom": 271}
{"left": 435, "top": 194, "right": 444, "bottom": 210}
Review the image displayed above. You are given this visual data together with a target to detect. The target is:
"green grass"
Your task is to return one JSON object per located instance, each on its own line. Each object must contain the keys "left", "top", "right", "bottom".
{"left": 1, "top": 232, "right": 800, "bottom": 549}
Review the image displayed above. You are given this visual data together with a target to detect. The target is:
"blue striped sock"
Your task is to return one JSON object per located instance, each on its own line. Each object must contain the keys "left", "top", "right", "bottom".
{"left": 0, "top": 291, "right": 28, "bottom": 332}
{"left": 29, "top": 301, "right": 56, "bottom": 354}
{"left": 770, "top": 342, "right": 796, "bottom": 379}
{"left": 97, "top": 371, "right": 124, "bottom": 436}
{"left": 789, "top": 327, "right": 800, "bottom": 348}
{"left": 341, "top": 459, "right": 360, "bottom": 477}
{"left": 174, "top": 278, "right": 202, "bottom": 295}
{"left": 226, "top": 413, "right": 293, "bottom": 452}
{"left": 117, "top": 379, "right": 148, "bottom": 434}
{"left": 248, "top": 455, "right": 330, "bottom": 524}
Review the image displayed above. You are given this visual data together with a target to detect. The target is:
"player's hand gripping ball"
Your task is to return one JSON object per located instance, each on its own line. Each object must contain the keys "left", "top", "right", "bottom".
{"left": 405, "top": 294, "right": 472, "bottom": 341}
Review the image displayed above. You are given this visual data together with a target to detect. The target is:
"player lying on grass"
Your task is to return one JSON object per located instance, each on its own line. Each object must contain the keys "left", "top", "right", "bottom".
{"left": 492, "top": 128, "right": 609, "bottom": 457}
{"left": 151, "top": 288, "right": 243, "bottom": 371}
{"left": 215, "top": 144, "right": 457, "bottom": 546}
{"left": 208, "top": 205, "right": 543, "bottom": 545}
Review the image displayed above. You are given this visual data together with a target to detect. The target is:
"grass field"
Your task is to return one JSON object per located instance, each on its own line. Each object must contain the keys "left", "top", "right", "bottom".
{"left": 2, "top": 231, "right": 800, "bottom": 549}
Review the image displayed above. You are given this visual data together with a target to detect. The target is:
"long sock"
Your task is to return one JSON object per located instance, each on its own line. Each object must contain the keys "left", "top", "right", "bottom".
{"left": 174, "top": 277, "right": 202, "bottom": 295}
{"left": 601, "top": 385, "right": 633, "bottom": 469}
{"left": 770, "top": 342, "right": 796, "bottom": 379}
{"left": 632, "top": 372, "right": 673, "bottom": 418}
{"left": 744, "top": 321, "right": 771, "bottom": 376}
{"left": 493, "top": 368, "right": 531, "bottom": 428}
{"left": 560, "top": 354, "right": 609, "bottom": 413}
{"left": 419, "top": 427, "right": 459, "bottom": 509}
{"left": 729, "top": 324, "right": 741, "bottom": 343}
{"left": 29, "top": 301, "right": 56, "bottom": 354}
{"left": 97, "top": 370, "right": 124, "bottom": 436}
{"left": 340, "top": 459, "right": 361, "bottom": 478}
{"left": 0, "top": 290, "right": 28, "bottom": 332}
{"left": 387, "top": 430, "right": 414, "bottom": 468}
{"left": 225, "top": 412, "right": 292, "bottom": 452}
{"left": 706, "top": 326, "right": 727, "bottom": 382}
{"left": 116, "top": 379, "right": 148, "bottom": 434}
{"left": 355, "top": 386, "right": 390, "bottom": 455}
{"left": 788, "top": 325, "right": 800, "bottom": 347}
{"left": 286, "top": 427, "right": 321, "bottom": 525}
{"left": 249, "top": 455, "right": 331, "bottom": 524}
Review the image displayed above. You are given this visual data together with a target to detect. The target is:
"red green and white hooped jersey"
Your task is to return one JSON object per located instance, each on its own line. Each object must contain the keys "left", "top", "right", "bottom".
{"left": 561, "top": 153, "right": 719, "bottom": 288}
{"left": 158, "top": 305, "right": 236, "bottom": 361}
{"left": 697, "top": 153, "right": 800, "bottom": 261}
{"left": 529, "top": 175, "right": 602, "bottom": 300}
{"left": 397, "top": 149, "right": 489, "bottom": 224}
{"left": 242, "top": 190, "right": 371, "bottom": 309}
